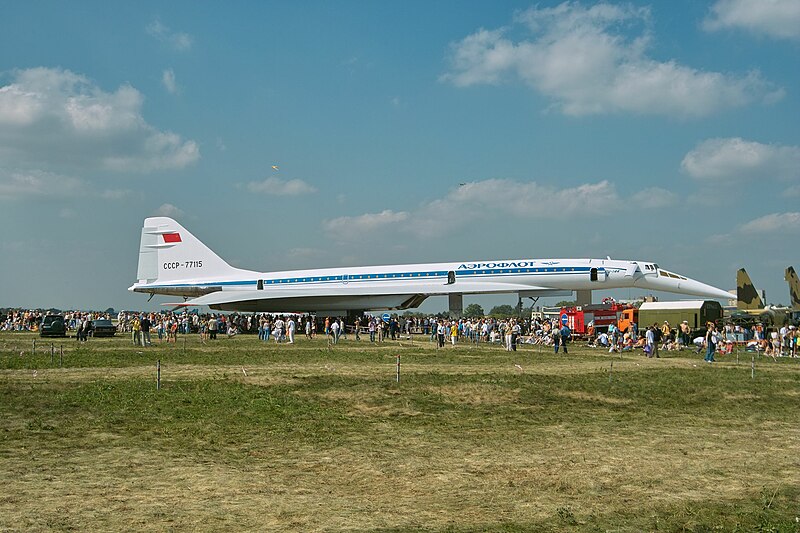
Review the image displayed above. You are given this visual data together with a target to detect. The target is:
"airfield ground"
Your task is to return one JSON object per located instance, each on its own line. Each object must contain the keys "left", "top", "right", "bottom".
{"left": 0, "top": 332, "right": 798, "bottom": 532}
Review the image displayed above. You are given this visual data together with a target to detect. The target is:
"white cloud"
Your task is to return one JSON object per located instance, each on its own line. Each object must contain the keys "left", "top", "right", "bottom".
{"left": 153, "top": 203, "right": 185, "bottom": 218}
{"left": 146, "top": 19, "right": 193, "bottom": 51}
{"left": 245, "top": 177, "right": 317, "bottom": 196}
{"left": 286, "top": 247, "right": 323, "bottom": 259}
{"left": 99, "top": 189, "right": 133, "bottom": 200}
{"left": 423, "top": 179, "right": 618, "bottom": 223}
{"left": 682, "top": 138, "right": 800, "bottom": 181}
{"left": 162, "top": 69, "right": 178, "bottom": 94}
{"left": 324, "top": 210, "right": 409, "bottom": 238}
{"left": 785, "top": 185, "right": 800, "bottom": 197}
{"left": 324, "top": 179, "right": 620, "bottom": 241}
{"left": 0, "top": 67, "right": 200, "bottom": 177}
{"left": 704, "top": 0, "right": 800, "bottom": 40}
{"left": 442, "top": 2, "right": 782, "bottom": 116}
{"left": 739, "top": 212, "right": 800, "bottom": 234}
{"left": 630, "top": 187, "right": 678, "bottom": 208}
{"left": 0, "top": 169, "right": 83, "bottom": 199}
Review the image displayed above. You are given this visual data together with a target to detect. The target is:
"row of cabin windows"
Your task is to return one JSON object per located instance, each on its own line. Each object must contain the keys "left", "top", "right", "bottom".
{"left": 256, "top": 268, "right": 602, "bottom": 289}
{"left": 257, "top": 271, "right": 455, "bottom": 289}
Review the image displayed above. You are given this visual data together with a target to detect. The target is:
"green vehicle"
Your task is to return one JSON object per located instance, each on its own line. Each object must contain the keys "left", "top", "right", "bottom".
{"left": 638, "top": 300, "right": 723, "bottom": 336}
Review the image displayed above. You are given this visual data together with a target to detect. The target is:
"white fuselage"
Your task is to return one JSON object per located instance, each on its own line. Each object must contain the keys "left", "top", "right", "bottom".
{"left": 130, "top": 217, "right": 731, "bottom": 313}
{"left": 132, "top": 257, "right": 730, "bottom": 313}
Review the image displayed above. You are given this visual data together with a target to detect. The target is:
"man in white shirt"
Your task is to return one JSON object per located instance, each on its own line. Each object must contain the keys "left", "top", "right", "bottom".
{"left": 645, "top": 327, "right": 655, "bottom": 358}
{"left": 287, "top": 317, "right": 296, "bottom": 344}
{"left": 273, "top": 317, "right": 284, "bottom": 343}
{"left": 330, "top": 320, "right": 340, "bottom": 343}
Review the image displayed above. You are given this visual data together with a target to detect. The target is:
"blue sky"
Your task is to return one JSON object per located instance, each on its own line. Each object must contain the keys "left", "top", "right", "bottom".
{"left": 1, "top": 0, "right": 798, "bottom": 312}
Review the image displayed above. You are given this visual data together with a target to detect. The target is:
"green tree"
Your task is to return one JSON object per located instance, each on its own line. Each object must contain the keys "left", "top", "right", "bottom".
{"left": 464, "top": 303, "right": 485, "bottom": 317}
{"left": 489, "top": 304, "right": 516, "bottom": 317}
{"left": 556, "top": 300, "right": 576, "bottom": 308}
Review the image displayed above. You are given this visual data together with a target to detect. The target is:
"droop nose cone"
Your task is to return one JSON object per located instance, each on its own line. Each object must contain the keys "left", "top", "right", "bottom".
{"left": 635, "top": 275, "right": 731, "bottom": 300}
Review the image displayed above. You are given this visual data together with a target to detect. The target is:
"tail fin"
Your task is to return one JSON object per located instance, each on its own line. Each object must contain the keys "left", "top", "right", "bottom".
{"left": 786, "top": 266, "right": 800, "bottom": 310}
{"left": 134, "top": 217, "right": 244, "bottom": 286}
{"left": 736, "top": 268, "right": 764, "bottom": 310}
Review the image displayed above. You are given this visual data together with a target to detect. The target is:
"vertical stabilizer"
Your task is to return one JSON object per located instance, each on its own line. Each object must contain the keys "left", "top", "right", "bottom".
{"left": 786, "top": 266, "right": 800, "bottom": 310}
{"left": 135, "top": 217, "right": 244, "bottom": 285}
{"left": 736, "top": 268, "right": 764, "bottom": 310}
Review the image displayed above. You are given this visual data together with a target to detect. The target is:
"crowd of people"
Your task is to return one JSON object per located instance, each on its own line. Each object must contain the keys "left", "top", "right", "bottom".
{"left": 0, "top": 309, "right": 113, "bottom": 333}
{"left": 588, "top": 319, "right": 799, "bottom": 360}
{"left": 2, "top": 308, "right": 798, "bottom": 357}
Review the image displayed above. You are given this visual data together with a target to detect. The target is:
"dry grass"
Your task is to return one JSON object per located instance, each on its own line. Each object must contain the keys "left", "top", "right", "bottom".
{"left": 1, "top": 332, "right": 799, "bottom": 531}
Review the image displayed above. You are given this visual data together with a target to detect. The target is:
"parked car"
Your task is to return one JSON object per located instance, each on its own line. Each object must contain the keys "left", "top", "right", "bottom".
{"left": 40, "top": 315, "right": 67, "bottom": 337}
{"left": 90, "top": 319, "right": 117, "bottom": 337}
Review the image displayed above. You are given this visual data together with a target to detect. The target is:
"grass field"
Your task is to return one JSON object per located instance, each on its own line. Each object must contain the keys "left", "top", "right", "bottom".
{"left": 1, "top": 332, "right": 798, "bottom": 532}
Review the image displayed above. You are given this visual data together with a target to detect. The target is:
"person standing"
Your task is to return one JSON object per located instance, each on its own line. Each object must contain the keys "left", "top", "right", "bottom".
{"left": 140, "top": 315, "right": 151, "bottom": 347}
{"left": 651, "top": 323, "right": 662, "bottom": 358}
{"left": 287, "top": 316, "right": 296, "bottom": 344}
{"left": 559, "top": 323, "right": 571, "bottom": 354}
{"left": 680, "top": 320, "right": 690, "bottom": 347}
{"left": 330, "top": 319, "right": 340, "bottom": 344}
{"left": 273, "top": 316, "right": 284, "bottom": 343}
{"left": 704, "top": 322, "right": 717, "bottom": 363}
{"left": 208, "top": 315, "right": 218, "bottom": 340}
{"left": 661, "top": 321, "right": 671, "bottom": 344}
{"left": 131, "top": 316, "right": 141, "bottom": 346}
{"left": 511, "top": 320, "right": 521, "bottom": 351}
{"left": 645, "top": 326, "right": 655, "bottom": 357}
{"left": 354, "top": 317, "right": 361, "bottom": 341}
{"left": 199, "top": 317, "right": 207, "bottom": 343}
{"left": 437, "top": 321, "right": 446, "bottom": 348}
{"left": 258, "top": 315, "right": 266, "bottom": 341}
{"left": 263, "top": 317, "right": 271, "bottom": 342}
{"left": 552, "top": 325, "right": 561, "bottom": 353}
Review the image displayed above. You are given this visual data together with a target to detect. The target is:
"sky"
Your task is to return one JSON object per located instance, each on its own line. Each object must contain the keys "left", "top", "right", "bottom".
{"left": 1, "top": 0, "right": 799, "bottom": 313}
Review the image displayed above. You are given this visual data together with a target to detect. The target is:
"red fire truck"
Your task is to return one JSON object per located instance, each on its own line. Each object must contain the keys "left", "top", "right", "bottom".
{"left": 560, "top": 299, "right": 634, "bottom": 335}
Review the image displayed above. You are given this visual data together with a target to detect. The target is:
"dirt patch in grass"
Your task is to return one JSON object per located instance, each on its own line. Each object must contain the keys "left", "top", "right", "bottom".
{"left": 555, "top": 390, "right": 632, "bottom": 405}
{"left": 430, "top": 383, "right": 521, "bottom": 406}
{"left": 723, "top": 392, "right": 760, "bottom": 400}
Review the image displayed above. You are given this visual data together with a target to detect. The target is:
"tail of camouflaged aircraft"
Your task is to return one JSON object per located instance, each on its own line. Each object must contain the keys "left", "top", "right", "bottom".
{"left": 786, "top": 266, "right": 800, "bottom": 310}
{"left": 736, "top": 268, "right": 765, "bottom": 310}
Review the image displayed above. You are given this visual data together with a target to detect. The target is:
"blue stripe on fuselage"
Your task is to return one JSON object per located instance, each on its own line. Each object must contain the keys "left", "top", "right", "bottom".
{"left": 147, "top": 266, "right": 602, "bottom": 290}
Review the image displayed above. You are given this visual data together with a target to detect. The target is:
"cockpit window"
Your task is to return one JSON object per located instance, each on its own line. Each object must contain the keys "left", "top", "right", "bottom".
{"left": 659, "top": 269, "right": 687, "bottom": 280}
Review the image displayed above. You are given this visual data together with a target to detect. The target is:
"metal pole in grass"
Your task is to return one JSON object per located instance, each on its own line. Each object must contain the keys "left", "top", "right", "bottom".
{"left": 609, "top": 361, "right": 613, "bottom": 383}
{"left": 32, "top": 339, "right": 35, "bottom": 356}
{"left": 50, "top": 343, "right": 54, "bottom": 365}
{"left": 60, "top": 345, "right": 63, "bottom": 368}
{"left": 396, "top": 354, "right": 401, "bottom": 383}
{"left": 157, "top": 359, "right": 161, "bottom": 390}
{"left": 751, "top": 355, "right": 755, "bottom": 379}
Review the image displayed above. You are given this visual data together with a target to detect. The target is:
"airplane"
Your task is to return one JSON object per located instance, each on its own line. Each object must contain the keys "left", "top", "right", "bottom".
{"left": 731, "top": 268, "right": 791, "bottom": 327}
{"left": 786, "top": 266, "right": 800, "bottom": 325}
{"left": 786, "top": 266, "right": 800, "bottom": 310}
{"left": 129, "top": 217, "right": 733, "bottom": 314}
